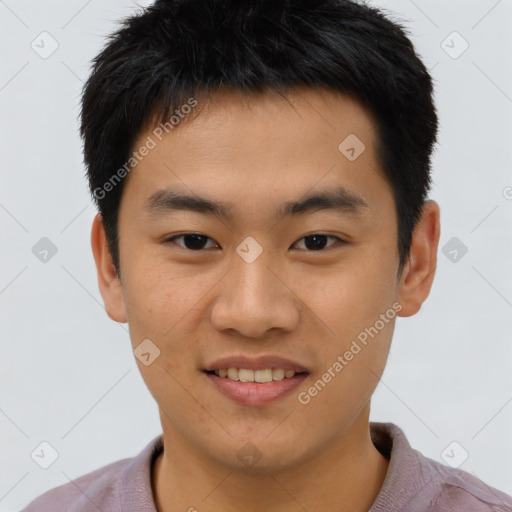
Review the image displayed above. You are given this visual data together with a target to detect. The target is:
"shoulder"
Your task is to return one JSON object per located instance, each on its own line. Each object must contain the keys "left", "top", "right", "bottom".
{"left": 426, "top": 457, "right": 512, "bottom": 511}
{"left": 369, "top": 422, "right": 512, "bottom": 512}
{"left": 19, "top": 457, "right": 130, "bottom": 512}
{"left": 19, "top": 435, "right": 163, "bottom": 512}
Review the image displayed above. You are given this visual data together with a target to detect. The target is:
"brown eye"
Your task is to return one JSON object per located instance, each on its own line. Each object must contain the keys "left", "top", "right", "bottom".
{"left": 165, "top": 234, "right": 219, "bottom": 250}
{"left": 293, "top": 234, "right": 344, "bottom": 251}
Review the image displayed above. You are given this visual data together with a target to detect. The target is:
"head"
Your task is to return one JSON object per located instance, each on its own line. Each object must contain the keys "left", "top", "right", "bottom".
{"left": 85, "top": 0, "right": 440, "bottom": 473}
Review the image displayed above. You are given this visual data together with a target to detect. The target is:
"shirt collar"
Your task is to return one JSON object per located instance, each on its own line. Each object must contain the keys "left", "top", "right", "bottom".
{"left": 116, "top": 423, "right": 439, "bottom": 512}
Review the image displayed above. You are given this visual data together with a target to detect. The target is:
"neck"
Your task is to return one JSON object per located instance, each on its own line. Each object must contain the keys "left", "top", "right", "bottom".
{"left": 152, "top": 406, "right": 389, "bottom": 512}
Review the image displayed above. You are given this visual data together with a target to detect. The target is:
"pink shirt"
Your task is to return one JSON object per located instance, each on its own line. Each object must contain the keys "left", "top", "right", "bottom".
{"left": 20, "top": 422, "right": 512, "bottom": 511}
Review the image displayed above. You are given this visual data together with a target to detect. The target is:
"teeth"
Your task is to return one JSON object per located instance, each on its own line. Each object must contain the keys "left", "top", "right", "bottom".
{"left": 255, "top": 369, "right": 273, "bottom": 383}
{"left": 272, "top": 368, "right": 285, "bottom": 380}
{"left": 213, "top": 368, "right": 297, "bottom": 382}
{"left": 227, "top": 368, "right": 239, "bottom": 381}
{"left": 239, "top": 369, "right": 254, "bottom": 382}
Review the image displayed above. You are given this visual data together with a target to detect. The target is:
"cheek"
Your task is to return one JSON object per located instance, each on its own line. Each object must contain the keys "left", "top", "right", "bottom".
{"left": 121, "top": 244, "right": 194, "bottom": 327}
{"left": 298, "top": 252, "right": 398, "bottom": 337}
{"left": 122, "top": 264, "right": 210, "bottom": 417}
{"left": 297, "top": 246, "right": 397, "bottom": 392}
{"left": 121, "top": 256, "right": 220, "bottom": 373}
{"left": 296, "top": 287, "right": 395, "bottom": 440}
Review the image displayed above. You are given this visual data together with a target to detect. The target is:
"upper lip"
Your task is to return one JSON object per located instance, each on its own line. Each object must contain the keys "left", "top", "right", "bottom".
{"left": 204, "top": 355, "right": 309, "bottom": 373}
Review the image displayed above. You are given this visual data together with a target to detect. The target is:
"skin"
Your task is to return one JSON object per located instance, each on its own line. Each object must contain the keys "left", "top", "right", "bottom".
{"left": 91, "top": 87, "right": 440, "bottom": 511}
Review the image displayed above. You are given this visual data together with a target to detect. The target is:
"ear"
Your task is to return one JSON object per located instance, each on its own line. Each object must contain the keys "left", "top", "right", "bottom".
{"left": 397, "top": 200, "right": 440, "bottom": 317}
{"left": 91, "top": 213, "right": 127, "bottom": 323}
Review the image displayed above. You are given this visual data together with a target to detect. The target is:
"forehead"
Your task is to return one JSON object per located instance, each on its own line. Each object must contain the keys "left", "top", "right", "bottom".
{"left": 120, "top": 87, "right": 391, "bottom": 219}
{"left": 171, "top": 86, "right": 379, "bottom": 149}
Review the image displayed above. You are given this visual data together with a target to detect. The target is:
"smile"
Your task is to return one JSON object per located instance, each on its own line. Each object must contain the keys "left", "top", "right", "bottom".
{"left": 204, "top": 370, "right": 309, "bottom": 406}
{"left": 209, "top": 368, "right": 299, "bottom": 382}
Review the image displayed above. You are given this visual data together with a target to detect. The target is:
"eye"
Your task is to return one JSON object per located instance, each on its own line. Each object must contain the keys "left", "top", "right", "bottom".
{"left": 165, "top": 233, "right": 219, "bottom": 251}
{"left": 164, "top": 233, "right": 345, "bottom": 252}
{"left": 292, "top": 234, "right": 344, "bottom": 251}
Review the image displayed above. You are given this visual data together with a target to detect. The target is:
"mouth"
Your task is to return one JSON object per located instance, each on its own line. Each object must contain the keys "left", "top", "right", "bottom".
{"left": 204, "top": 368, "right": 307, "bottom": 382}
{"left": 202, "top": 355, "right": 310, "bottom": 406}
{"left": 203, "top": 362, "right": 310, "bottom": 406}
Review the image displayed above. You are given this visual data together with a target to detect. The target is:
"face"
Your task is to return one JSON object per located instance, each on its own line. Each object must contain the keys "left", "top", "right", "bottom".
{"left": 93, "top": 87, "right": 437, "bottom": 473}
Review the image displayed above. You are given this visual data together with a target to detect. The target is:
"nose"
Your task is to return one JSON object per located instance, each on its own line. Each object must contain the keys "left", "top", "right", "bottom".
{"left": 210, "top": 248, "right": 301, "bottom": 339}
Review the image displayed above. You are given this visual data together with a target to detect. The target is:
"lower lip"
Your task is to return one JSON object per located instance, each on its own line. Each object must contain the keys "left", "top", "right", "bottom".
{"left": 204, "top": 371, "right": 308, "bottom": 406}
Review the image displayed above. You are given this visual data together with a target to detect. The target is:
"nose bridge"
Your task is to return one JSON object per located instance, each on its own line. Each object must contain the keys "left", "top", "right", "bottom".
{"left": 236, "top": 251, "right": 275, "bottom": 303}
{"left": 231, "top": 241, "right": 281, "bottom": 312}
{"left": 233, "top": 235, "right": 277, "bottom": 296}
{"left": 210, "top": 240, "right": 300, "bottom": 337}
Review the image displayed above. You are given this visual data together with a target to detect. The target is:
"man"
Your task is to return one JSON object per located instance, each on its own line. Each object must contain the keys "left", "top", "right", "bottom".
{"left": 21, "top": 0, "right": 512, "bottom": 510}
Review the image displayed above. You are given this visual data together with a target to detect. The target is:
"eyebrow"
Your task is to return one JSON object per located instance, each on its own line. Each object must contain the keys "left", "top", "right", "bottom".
{"left": 143, "top": 186, "right": 369, "bottom": 220}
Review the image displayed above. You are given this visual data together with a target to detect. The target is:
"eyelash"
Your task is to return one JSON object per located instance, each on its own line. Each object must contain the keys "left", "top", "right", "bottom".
{"left": 163, "top": 233, "right": 346, "bottom": 252}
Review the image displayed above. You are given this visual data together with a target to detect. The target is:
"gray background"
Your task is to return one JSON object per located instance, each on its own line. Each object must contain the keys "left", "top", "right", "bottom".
{"left": 1, "top": 0, "right": 511, "bottom": 510}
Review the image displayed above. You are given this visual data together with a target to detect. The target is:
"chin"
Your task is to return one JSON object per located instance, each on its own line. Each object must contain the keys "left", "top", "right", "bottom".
{"left": 207, "top": 434, "right": 314, "bottom": 475}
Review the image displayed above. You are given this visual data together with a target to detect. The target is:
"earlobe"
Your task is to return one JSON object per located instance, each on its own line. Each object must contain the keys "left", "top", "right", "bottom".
{"left": 397, "top": 200, "right": 441, "bottom": 317}
{"left": 90, "top": 213, "right": 127, "bottom": 323}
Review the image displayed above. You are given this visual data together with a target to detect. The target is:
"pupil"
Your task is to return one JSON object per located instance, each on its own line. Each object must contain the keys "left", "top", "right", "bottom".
{"left": 184, "top": 234, "right": 207, "bottom": 250}
{"left": 182, "top": 235, "right": 328, "bottom": 251}
{"left": 305, "top": 235, "right": 327, "bottom": 250}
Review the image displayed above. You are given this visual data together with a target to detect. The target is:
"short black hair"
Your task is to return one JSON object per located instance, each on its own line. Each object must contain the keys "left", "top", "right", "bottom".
{"left": 80, "top": 0, "right": 438, "bottom": 279}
